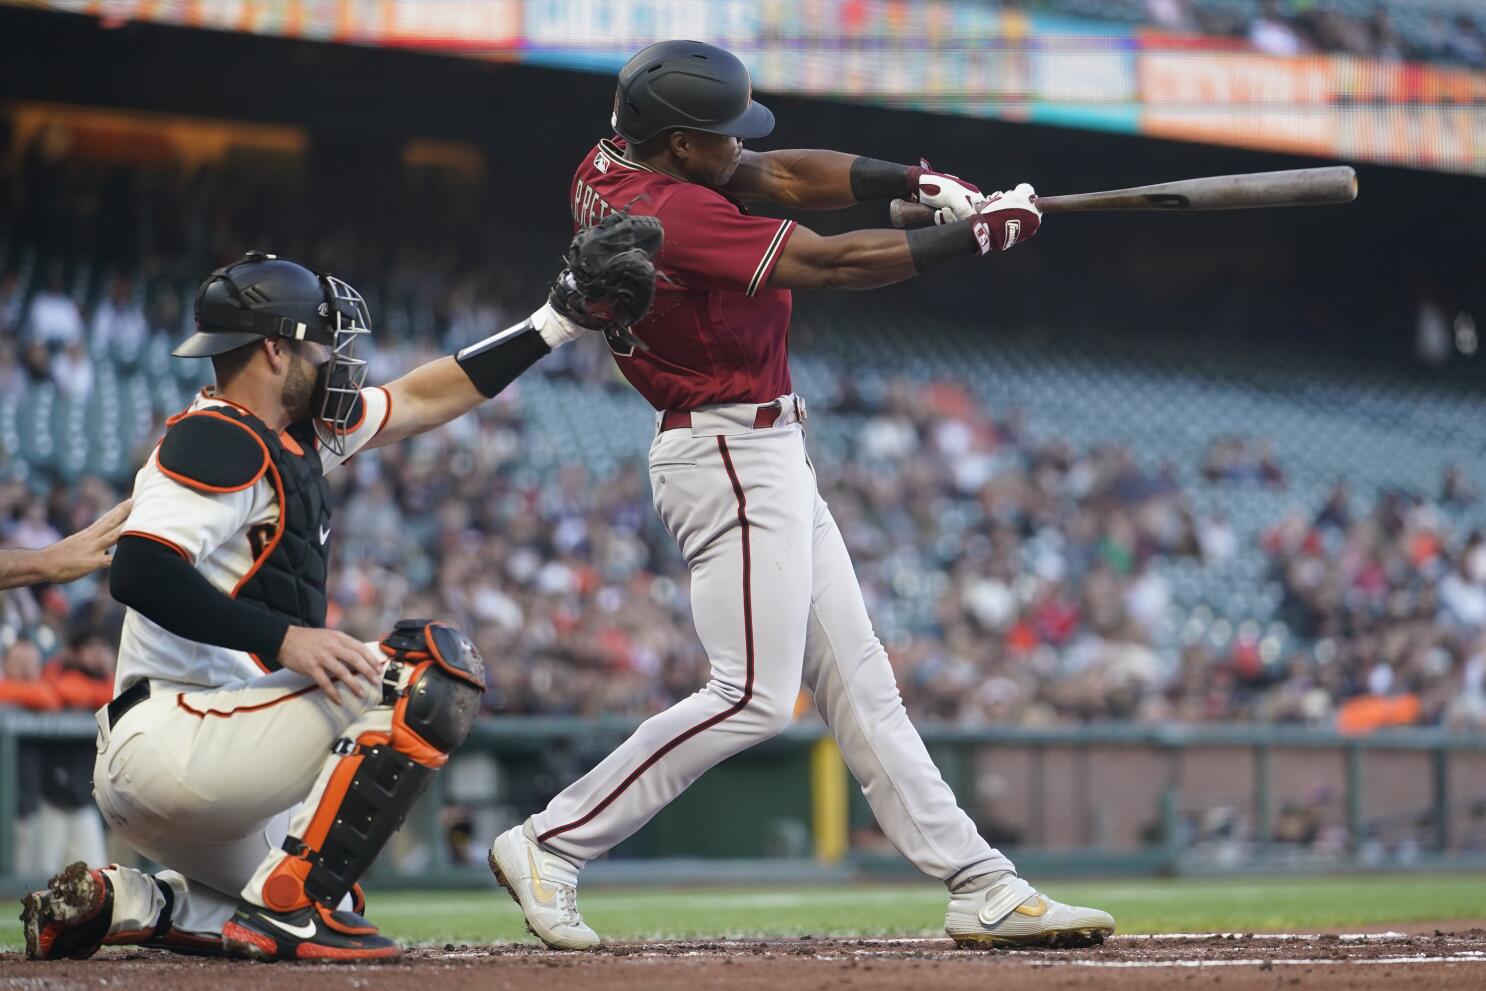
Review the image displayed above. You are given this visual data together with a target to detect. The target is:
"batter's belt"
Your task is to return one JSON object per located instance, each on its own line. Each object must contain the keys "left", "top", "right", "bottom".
{"left": 658, "top": 395, "right": 807, "bottom": 434}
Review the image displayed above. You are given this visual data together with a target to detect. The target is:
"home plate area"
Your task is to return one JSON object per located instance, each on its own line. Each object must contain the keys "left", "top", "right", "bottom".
{"left": 5, "top": 930, "right": 1486, "bottom": 991}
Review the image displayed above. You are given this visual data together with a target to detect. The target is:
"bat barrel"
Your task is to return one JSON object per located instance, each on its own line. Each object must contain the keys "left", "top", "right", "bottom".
{"left": 1048, "top": 166, "right": 1359, "bottom": 213}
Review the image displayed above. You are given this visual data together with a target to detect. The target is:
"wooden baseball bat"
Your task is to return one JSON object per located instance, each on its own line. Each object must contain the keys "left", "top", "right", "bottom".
{"left": 888, "top": 166, "right": 1358, "bottom": 228}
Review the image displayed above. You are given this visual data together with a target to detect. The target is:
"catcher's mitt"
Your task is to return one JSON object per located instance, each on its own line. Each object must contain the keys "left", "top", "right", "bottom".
{"left": 550, "top": 210, "right": 663, "bottom": 352}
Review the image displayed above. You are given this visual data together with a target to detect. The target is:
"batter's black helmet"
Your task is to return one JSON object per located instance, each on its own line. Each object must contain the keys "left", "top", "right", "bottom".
{"left": 612, "top": 40, "right": 774, "bottom": 144}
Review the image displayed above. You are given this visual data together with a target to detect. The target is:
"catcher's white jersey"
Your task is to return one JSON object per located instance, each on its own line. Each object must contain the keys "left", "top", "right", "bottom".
{"left": 114, "top": 387, "right": 391, "bottom": 693}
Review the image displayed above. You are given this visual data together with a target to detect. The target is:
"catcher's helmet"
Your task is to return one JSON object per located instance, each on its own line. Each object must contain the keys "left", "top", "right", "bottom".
{"left": 612, "top": 40, "right": 774, "bottom": 144}
{"left": 175, "top": 251, "right": 371, "bottom": 455}
{"left": 177, "top": 251, "right": 366, "bottom": 358}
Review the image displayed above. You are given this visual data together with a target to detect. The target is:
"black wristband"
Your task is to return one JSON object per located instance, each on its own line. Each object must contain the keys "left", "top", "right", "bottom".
{"left": 906, "top": 220, "right": 979, "bottom": 272}
{"left": 455, "top": 319, "right": 552, "bottom": 398}
{"left": 850, "top": 157, "right": 912, "bottom": 202}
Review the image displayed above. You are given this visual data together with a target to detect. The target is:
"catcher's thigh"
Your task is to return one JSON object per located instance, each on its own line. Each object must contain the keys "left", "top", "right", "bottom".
{"left": 93, "top": 665, "right": 386, "bottom": 846}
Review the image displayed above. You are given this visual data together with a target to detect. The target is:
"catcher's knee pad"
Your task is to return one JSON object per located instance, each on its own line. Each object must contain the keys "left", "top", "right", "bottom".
{"left": 263, "top": 621, "right": 484, "bottom": 911}
{"left": 379, "top": 618, "right": 486, "bottom": 763}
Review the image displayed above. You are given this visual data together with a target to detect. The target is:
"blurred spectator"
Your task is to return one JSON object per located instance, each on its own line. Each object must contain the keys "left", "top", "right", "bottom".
{"left": 50, "top": 339, "right": 93, "bottom": 398}
{"left": 1441, "top": 466, "right": 1479, "bottom": 509}
{"left": 1197, "top": 512, "right": 1237, "bottom": 563}
{"left": 89, "top": 274, "right": 149, "bottom": 359}
{"left": 1249, "top": 0, "right": 1306, "bottom": 56}
{"left": 24, "top": 264, "right": 83, "bottom": 350}
{"left": 20, "top": 339, "right": 52, "bottom": 382}
{"left": 0, "top": 637, "right": 60, "bottom": 711}
{"left": 1367, "top": 5, "right": 1405, "bottom": 61}
{"left": 1146, "top": 0, "right": 1197, "bottom": 32}
{"left": 0, "top": 337, "right": 24, "bottom": 394}
{"left": 0, "top": 271, "right": 21, "bottom": 334}
{"left": 1202, "top": 437, "right": 1287, "bottom": 489}
{"left": 1445, "top": 14, "right": 1486, "bottom": 68}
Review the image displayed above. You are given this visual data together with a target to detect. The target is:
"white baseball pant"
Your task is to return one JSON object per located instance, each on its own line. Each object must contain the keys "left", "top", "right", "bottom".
{"left": 90, "top": 660, "right": 386, "bottom": 944}
{"left": 530, "top": 396, "right": 1013, "bottom": 887}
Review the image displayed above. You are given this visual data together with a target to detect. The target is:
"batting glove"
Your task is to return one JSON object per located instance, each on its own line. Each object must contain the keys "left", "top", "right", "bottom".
{"left": 908, "top": 159, "right": 987, "bottom": 225}
{"left": 969, "top": 183, "right": 1041, "bottom": 254}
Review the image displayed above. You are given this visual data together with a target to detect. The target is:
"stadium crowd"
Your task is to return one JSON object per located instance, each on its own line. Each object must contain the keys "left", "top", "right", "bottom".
{"left": 4, "top": 299, "right": 1486, "bottom": 738}
{"left": 1109, "top": 0, "right": 1485, "bottom": 65}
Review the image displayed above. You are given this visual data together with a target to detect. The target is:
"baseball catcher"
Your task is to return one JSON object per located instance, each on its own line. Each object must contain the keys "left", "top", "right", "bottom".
{"left": 21, "top": 230, "right": 658, "bottom": 963}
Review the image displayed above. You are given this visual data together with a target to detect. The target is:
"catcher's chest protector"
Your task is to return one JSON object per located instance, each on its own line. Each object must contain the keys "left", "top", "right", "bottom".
{"left": 160, "top": 405, "right": 332, "bottom": 658}
{"left": 236, "top": 415, "right": 332, "bottom": 652}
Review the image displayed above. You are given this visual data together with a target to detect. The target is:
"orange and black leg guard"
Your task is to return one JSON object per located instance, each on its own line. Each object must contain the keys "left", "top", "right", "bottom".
{"left": 250, "top": 620, "right": 485, "bottom": 915}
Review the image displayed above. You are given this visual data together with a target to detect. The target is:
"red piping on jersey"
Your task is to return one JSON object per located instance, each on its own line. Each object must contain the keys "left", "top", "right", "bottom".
{"left": 374, "top": 386, "right": 393, "bottom": 438}
{"left": 175, "top": 684, "right": 318, "bottom": 719}
{"left": 121, "top": 531, "right": 192, "bottom": 563}
{"left": 318, "top": 386, "right": 370, "bottom": 438}
{"left": 538, "top": 434, "right": 756, "bottom": 845}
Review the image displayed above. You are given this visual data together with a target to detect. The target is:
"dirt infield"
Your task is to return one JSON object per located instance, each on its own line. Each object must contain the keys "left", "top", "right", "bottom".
{"left": 4, "top": 930, "right": 1485, "bottom": 990}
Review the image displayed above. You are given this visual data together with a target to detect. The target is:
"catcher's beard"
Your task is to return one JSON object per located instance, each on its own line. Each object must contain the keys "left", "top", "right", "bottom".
{"left": 280, "top": 350, "right": 318, "bottom": 422}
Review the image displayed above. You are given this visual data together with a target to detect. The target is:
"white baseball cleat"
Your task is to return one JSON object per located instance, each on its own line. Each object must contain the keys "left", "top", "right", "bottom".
{"left": 488, "top": 823, "right": 600, "bottom": 951}
{"left": 945, "top": 873, "right": 1115, "bottom": 949}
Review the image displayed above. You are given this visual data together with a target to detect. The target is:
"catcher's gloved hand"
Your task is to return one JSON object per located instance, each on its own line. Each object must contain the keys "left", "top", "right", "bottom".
{"left": 549, "top": 210, "right": 664, "bottom": 353}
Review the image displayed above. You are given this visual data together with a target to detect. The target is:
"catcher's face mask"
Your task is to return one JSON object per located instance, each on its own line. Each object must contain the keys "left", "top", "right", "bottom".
{"left": 311, "top": 274, "right": 371, "bottom": 456}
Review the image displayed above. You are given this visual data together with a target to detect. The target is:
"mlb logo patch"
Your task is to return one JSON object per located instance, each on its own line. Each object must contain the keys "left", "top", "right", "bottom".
{"left": 594, "top": 151, "right": 610, "bottom": 174}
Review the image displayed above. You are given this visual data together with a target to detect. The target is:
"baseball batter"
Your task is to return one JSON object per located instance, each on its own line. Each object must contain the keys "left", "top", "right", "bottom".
{"left": 20, "top": 240, "right": 655, "bottom": 963}
{"left": 489, "top": 41, "right": 1116, "bottom": 950}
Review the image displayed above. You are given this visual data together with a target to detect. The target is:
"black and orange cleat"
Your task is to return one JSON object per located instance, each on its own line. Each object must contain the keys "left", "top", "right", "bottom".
{"left": 19, "top": 861, "right": 112, "bottom": 960}
{"left": 221, "top": 901, "right": 400, "bottom": 963}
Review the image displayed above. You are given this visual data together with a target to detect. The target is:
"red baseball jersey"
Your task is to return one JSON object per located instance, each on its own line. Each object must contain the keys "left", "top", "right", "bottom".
{"left": 570, "top": 137, "right": 797, "bottom": 411}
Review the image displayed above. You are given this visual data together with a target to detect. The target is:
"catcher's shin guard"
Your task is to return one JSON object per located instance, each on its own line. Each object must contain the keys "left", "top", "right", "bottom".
{"left": 257, "top": 620, "right": 485, "bottom": 913}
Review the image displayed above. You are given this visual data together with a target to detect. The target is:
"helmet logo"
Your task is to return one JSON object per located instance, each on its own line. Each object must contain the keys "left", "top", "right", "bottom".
{"left": 318, "top": 302, "right": 330, "bottom": 317}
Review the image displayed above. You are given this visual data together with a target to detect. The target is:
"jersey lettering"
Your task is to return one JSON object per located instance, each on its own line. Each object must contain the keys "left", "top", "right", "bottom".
{"left": 571, "top": 178, "right": 613, "bottom": 231}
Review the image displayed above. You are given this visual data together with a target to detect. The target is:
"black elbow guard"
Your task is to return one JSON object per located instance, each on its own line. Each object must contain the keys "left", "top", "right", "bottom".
{"left": 454, "top": 319, "right": 551, "bottom": 398}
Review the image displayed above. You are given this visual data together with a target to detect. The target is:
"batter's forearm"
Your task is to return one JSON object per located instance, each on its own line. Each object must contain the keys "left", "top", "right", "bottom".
{"left": 732, "top": 150, "right": 911, "bottom": 210}
{"left": 771, "top": 224, "right": 978, "bottom": 291}
{"left": 823, "top": 229, "right": 922, "bottom": 289}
